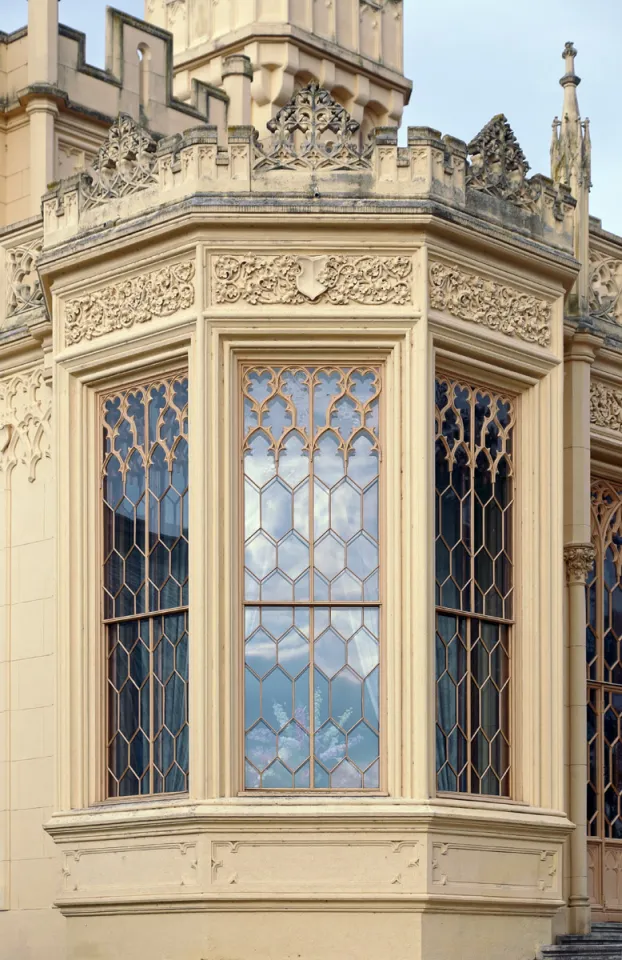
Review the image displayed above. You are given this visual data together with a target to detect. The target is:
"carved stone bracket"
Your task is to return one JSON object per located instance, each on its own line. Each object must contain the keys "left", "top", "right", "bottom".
{"left": 65, "top": 261, "right": 196, "bottom": 345}
{"left": 467, "top": 114, "right": 540, "bottom": 211}
{"left": 253, "top": 83, "right": 372, "bottom": 173}
{"left": 82, "top": 114, "right": 158, "bottom": 209}
{"left": 564, "top": 543, "right": 596, "bottom": 584}
{"left": 0, "top": 367, "right": 52, "bottom": 483}
{"left": 6, "top": 239, "right": 44, "bottom": 320}
{"left": 590, "top": 380, "right": 622, "bottom": 432}
{"left": 212, "top": 254, "right": 412, "bottom": 305}
{"left": 429, "top": 261, "right": 551, "bottom": 347}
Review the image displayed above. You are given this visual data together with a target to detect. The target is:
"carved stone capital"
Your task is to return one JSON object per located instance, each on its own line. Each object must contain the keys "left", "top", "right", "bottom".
{"left": 213, "top": 254, "right": 412, "bottom": 306}
{"left": 564, "top": 543, "right": 596, "bottom": 584}
{"left": 65, "top": 261, "right": 195, "bottom": 345}
{"left": 429, "top": 261, "right": 551, "bottom": 347}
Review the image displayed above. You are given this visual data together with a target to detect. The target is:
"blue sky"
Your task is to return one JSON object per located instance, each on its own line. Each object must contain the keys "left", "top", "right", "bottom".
{"left": 3, "top": 0, "right": 622, "bottom": 234}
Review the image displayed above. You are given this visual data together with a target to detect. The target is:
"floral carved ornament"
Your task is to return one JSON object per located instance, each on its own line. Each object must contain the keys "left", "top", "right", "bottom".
{"left": 590, "top": 381, "right": 622, "bottom": 433}
{"left": 65, "top": 261, "right": 195, "bottom": 345}
{"left": 212, "top": 255, "right": 413, "bottom": 306}
{"left": 429, "top": 261, "right": 552, "bottom": 347}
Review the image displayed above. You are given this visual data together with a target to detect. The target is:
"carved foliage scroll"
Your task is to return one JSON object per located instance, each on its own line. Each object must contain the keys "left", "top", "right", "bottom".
{"left": 213, "top": 255, "right": 412, "bottom": 306}
{"left": 65, "top": 261, "right": 195, "bottom": 345}
{"left": 254, "top": 83, "right": 371, "bottom": 173}
{"left": 0, "top": 367, "right": 51, "bottom": 482}
{"left": 82, "top": 115, "right": 158, "bottom": 209}
{"left": 590, "top": 381, "right": 622, "bottom": 433}
{"left": 6, "top": 239, "right": 44, "bottom": 319}
{"left": 429, "top": 261, "right": 551, "bottom": 347}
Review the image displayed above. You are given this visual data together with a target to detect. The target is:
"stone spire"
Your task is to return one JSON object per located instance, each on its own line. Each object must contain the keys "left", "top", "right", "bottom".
{"left": 551, "top": 42, "right": 591, "bottom": 315}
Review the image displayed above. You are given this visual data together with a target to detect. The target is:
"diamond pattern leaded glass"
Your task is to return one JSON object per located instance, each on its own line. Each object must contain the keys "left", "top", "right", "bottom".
{"left": 586, "top": 479, "right": 622, "bottom": 842}
{"left": 435, "top": 377, "right": 514, "bottom": 796}
{"left": 103, "top": 374, "right": 189, "bottom": 798}
{"left": 242, "top": 365, "right": 381, "bottom": 790}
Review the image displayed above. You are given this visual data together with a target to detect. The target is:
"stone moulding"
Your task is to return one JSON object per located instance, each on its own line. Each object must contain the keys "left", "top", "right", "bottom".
{"left": 212, "top": 254, "right": 413, "bottom": 306}
{"left": 0, "top": 367, "right": 52, "bottom": 483}
{"left": 429, "top": 261, "right": 552, "bottom": 347}
{"left": 590, "top": 380, "right": 622, "bottom": 433}
{"left": 65, "top": 261, "right": 196, "bottom": 345}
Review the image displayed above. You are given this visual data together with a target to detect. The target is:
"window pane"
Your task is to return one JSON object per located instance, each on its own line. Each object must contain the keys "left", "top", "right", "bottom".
{"left": 242, "top": 366, "right": 381, "bottom": 790}
{"left": 435, "top": 376, "right": 514, "bottom": 797}
{"left": 104, "top": 374, "right": 189, "bottom": 799}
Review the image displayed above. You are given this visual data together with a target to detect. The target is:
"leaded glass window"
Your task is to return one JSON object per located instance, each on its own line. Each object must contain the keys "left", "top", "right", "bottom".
{"left": 103, "top": 374, "right": 189, "bottom": 798}
{"left": 586, "top": 479, "right": 622, "bottom": 840}
{"left": 435, "top": 376, "right": 514, "bottom": 796}
{"left": 242, "top": 365, "right": 381, "bottom": 790}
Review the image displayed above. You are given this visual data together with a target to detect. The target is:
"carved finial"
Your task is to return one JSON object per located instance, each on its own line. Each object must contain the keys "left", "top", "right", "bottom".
{"left": 563, "top": 42, "right": 577, "bottom": 68}
{"left": 561, "top": 41, "right": 580, "bottom": 89}
{"left": 466, "top": 114, "right": 539, "bottom": 211}
{"left": 81, "top": 114, "right": 158, "bottom": 209}
{"left": 253, "top": 82, "right": 371, "bottom": 173}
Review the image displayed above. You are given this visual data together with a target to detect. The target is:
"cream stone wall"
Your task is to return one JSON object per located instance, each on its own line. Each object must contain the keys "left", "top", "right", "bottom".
{"left": 0, "top": 3, "right": 620, "bottom": 958}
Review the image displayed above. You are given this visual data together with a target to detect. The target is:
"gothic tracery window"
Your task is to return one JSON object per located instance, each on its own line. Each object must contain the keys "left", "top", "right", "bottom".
{"left": 242, "top": 365, "right": 381, "bottom": 790}
{"left": 587, "top": 479, "right": 622, "bottom": 840}
{"left": 435, "top": 376, "right": 514, "bottom": 796}
{"left": 103, "top": 374, "right": 189, "bottom": 798}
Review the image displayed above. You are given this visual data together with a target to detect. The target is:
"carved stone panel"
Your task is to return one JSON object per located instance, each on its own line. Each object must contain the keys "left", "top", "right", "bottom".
{"left": 430, "top": 841, "right": 559, "bottom": 898}
{"left": 65, "top": 261, "right": 196, "bottom": 345}
{"left": 0, "top": 367, "right": 52, "bottom": 482}
{"left": 467, "top": 114, "right": 540, "bottom": 211}
{"left": 212, "top": 254, "right": 413, "bottom": 306}
{"left": 590, "top": 381, "right": 622, "bottom": 433}
{"left": 210, "top": 839, "right": 421, "bottom": 892}
{"left": 590, "top": 251, "right": 622, "bottom": 324}
{"left": 429, "top": 260, "right": 552, "bottom": 347}
{"left": 6, "top": 239, "right": 44, "bottom": 320}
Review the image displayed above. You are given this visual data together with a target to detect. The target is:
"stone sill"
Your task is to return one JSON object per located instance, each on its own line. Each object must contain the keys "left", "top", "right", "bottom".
{"left": 45, "top": 796, "right": 575, "bottom": 844}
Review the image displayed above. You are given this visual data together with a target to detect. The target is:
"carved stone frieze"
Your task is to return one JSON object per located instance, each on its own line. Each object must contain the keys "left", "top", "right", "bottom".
{"left": 0, "top": 367, "right": 52, "bottom": 482}
{"left": 564, "top": 543, "right": 596, "bottom": 584}
{"left": 254, "top": 83, "right": 371, "bottom": 173}
{"left": 467, "top": 114, "right": 540, "bottom": 211}
{"left": 6, "top": 239, "right": 44, "bottom": 319}
{"left": 429, "top": 261, "right": 551, "bottom": 347}
{"left": 65, "top": 261, "right": 195, "bottom": 345}
{"left": 212, "top": 254, "right": 412, "bottom": 306}
{"left": 589, "top": 251, "right": 622, "bottom": 324}
{"left": 590, "top": 380, "right": 622, "bottom": 432}
{"left": 82, "top": 114, "right": 158, "bottom": 209}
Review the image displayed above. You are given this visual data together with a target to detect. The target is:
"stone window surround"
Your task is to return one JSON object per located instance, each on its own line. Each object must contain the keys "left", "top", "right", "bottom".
{"left": 46, "top": 240, "right": 569, "bottom": 920}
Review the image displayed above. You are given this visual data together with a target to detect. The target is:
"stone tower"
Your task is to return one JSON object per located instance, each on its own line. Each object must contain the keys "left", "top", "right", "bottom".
{"left": 145, "top": 0, "right": 411, "bottom": 132}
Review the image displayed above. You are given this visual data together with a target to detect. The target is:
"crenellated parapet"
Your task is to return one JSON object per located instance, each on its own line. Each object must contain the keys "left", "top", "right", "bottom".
{"left": 42, "top": 87, "right": 576, "bottom": 255}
